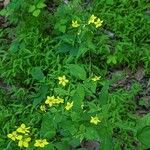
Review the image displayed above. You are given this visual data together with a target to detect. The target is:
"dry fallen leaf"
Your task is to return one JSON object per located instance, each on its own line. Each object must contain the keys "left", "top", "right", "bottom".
{"left": 4, "top": 0, "right": 10, "bottom": 7}
{"left": 81, "top": 140, "right": 100, "bottom": 150}
{"left": 134, "top": 66, "right": 145, "bottom": 81}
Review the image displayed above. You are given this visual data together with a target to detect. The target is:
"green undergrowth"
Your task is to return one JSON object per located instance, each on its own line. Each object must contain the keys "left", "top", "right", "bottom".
{"left": 0, "top": 0, "right": 150, "bottom": 149}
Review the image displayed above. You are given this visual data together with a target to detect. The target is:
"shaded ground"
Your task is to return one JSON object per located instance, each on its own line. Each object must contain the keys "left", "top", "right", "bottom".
{"left": 108, "top": 66, "right": 150, "bottom": 115}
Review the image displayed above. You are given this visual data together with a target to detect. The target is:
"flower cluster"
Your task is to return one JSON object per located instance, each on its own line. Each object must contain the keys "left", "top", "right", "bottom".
{"left": 45, "top": 96, "right": 64, "bottom": 107}
{"left": 34, "top": 139, "right": 49, "bottom": 148}
{"left": 39, "top": 94, "right": 66, "bottom": 112}
{"left": 7, "top": 123, "right": 49, "bottom": 148}
{"left": 7, "top": 123, "right": 31, "bottom": 148}
{"left": 40, "top": 75, "right": 74, "bottom": 111}
{"left": 40, "top": 74, "right": 101, "bottom": 120}
{"left": 88, "top": 14, "right": 103, "bottom": 28}
{"left": 43, "top": 95, "right": 74, "bottom": 111}
{"left": 71, "top": 14, "right": 103, "bottom": 28}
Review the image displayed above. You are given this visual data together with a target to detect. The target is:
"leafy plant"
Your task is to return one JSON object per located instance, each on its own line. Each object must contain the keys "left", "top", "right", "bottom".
{"left": 0, "top": 0, "right": 150, "bottom": 149}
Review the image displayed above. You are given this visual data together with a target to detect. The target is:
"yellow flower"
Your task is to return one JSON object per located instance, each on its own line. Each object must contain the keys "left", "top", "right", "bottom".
{"left": 7, "top": 131, "right": 22, "bottom": 141}
{"left": 91, "top": 76, "right": 101, "bottom": 81}
{"left": 88, "top": 14, "right": 97, "bottom": 24}
{"left": 16, "top": 124, "right": 30, "bottom": 134}
{"left": 90, "top": 116, "right": 101, "bottom": 125}
{"left": 18, "top": 137, "right": 31, "bottom": 148}
{"left": 55, "top": 96, "right": 64, "bottom": 104}
{"left": 45, "top": 96, "right": 64, "bottom": 107}
{"left": 40, "top": 105, "right": 46, "bottom": 112}
{"left": 45, "top": 96, "right": 56, "bottom": 107}
{"left": 65, "top": 101, "right": 73, "bottom": 110}
{"left": 72, "top": 20, "right": 80, "bottom": 28}
{"left": 94, "top": 18, "right": 103, "bottom": 28}
{"left": 58, "top": 75, "right": 69, "bottom": 86}
{"left": 34, "top": 139, "right": 49, "bottom": 148}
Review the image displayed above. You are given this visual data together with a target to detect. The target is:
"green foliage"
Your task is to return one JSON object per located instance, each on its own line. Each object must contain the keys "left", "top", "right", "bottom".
{"left": 136, "top": 113, "right": 150, "bottom": 149}
{"left": 68, "top": 64, "right": 87, "bottom": 80}
{"left": 29, "top": 0, "right": 46, "bottom": 17}
{"left": 0, "top": 0, "right": 150, "bottom": 149}
{"left": 137, "top": 126, "right": 150, "bottom": 148}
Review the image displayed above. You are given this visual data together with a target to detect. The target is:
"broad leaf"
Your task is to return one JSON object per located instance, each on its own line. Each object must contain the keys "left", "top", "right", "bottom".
{"left": 37, "top": 2, "right": 46, "bottom": 9}
{"left": 33, "top": 9, "right": 41, "bottom": 17}
{"left": 42, "top": 144, "right": 55, "bottom": 150}
{"left": 137, "top": 126, "right": 150, "bottom": 147}
{"left": 83, "top": 80, "right": 97, "bottom": 95}
{"left": 28, "top": 5, "right": 36, "bottom": 12}
{"left": 72, "top": 84, "right": 85, "bottom": 111}
{"left": 58, "top": 43, "right": 73, "bottom": 53}
{"left": 99, "top": 81, "right": 109, "bottom": 106}
{"left": 55, "top": 142, "right": 69, "bottom": 150}
{"left": 41, "top": 113, "right": 56, "bottom": 138}
{"left": 98, "top": 126, "right": 113, "bottom": 150}
{"left": 31, "top": 67, "right": 44, "bottom": 81}
{"left": 33, "top": 84, "right": 48, "bottom": 107}
{"left": 69, "top": 139, "right": 80, "bottom": 148}
{"left": 68, "top": 64, "right": 86, "bottom": 80}
{"left": 106, "top": 0, "right": 114, "bottom": 5}
{"left": 137, "top": 113, "right": 150, "bottom": 148}
{"left": 101, "top": 134, "right": 113, "bottom": 150}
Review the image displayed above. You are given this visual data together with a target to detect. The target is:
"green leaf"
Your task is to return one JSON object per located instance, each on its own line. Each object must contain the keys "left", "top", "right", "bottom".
{"left": 101, "top": 134, "right": 113, "bottom": 150}
{"left": 0, "top": 9, "right": 8, "bottom": 16}
{"left": 137, "top": 126, "right": 150, "bottom": 147}
{"left": 72, "top": 84, "right": 85, "bottom": 111}
{"left": 106, "top": 0, "right": 114, "bottom": 5}
{"left": 55, "top": 142, "right": 69, "bottom": 150}
{"left": 58, "top": 25, "right": 66, "bottom": 33}
{"left": 58, "top": 43, "right": 72, "bottom": 53}
{"left": 28, "top": 5, "right": 36, "bottom": 12}
{"left": 99, "top": 81, "right": 109, "bottom": 106}
{"left": 77, "top": 46, "right": 88, "bottom": 58}
{"left": 107, "top": 55, "right": 117, "bottom": 64}
{"left": 68, "top": 64, "right": 86, "bottom": 80}
{"left": 41, "top": 113, "right": 56, "bottom": 138}
{"left": 144, "top": 14, "right": 150, "bottom": 22}
{"left": 55, "top": 24, "right": 66, "bottom": 33}
{"left": 85, "top": 127, "right": 99, "bottom": 140}
{"left": 9, "top": 41, "right": 20, "bottom": 54}
{"left": 53, "top": 113, "right": 64, "bottom": 126}
{"left": 31, "top": 67, "right": 44, "bottom": 81}
{"left": 54, "top": 87, "right": 68, "bottom": 96}
{"left": 137, "top": 113, "right": 150, "bottom": 130}
{"left": 42, "top": 144, "right": 55, "bottom": 150}
{"left": 32, "top": 9, "right": 41, "bottom": 17}
{"left": 69, "top": 139, "right": 80, "bottom": 148}
{"left": 83, "top": 80, "right": 97, "bottom": 95}
{"left": 136, "top": 113, "right": 150, "bottom": 148}
{"left": 71, "top": 112, "right": 81, "bottom": 122}
{"left": 61, "top": 34, "right": 75, "bottom": 44}
{"left": 54, "top": 19, "right": 68, "bottom": 33}
{"left": 37, "top": 2, "right": 46, "bottom": 9}
{"left": 97, "top": 126, "right": 113, "bottom": 150}
{"left": 33, "top": 84, "right": 48, "bottom": 107}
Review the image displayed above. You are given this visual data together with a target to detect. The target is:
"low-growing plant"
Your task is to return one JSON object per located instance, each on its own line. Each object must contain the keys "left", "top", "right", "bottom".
{"left": 0, "top": 0, "right": 150, "bottom": 149}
